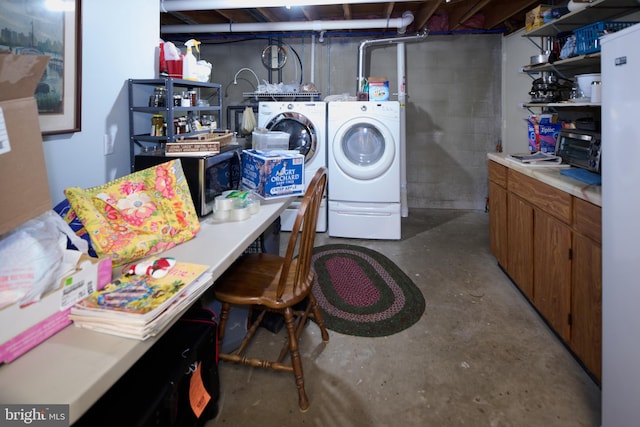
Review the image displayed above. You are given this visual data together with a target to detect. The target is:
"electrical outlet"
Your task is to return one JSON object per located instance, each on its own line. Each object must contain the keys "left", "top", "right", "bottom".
{"left": 103, "top": 134, "right": 115, "bottom": 155}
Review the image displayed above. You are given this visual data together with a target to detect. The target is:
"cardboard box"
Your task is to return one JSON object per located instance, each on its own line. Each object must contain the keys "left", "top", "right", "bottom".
{"left": 368, "top": 77, "right": 390, "bottom": 101}
{"left": 526, "top": 5, "right": 552, "bottom": 32}
{"left": 241, "top": 149, "right": 305, "bottom": 199}
{"left": 539, "top": 123, "right": 563, "bottom": 153}
{"left": 0, "top": 54, "right": 52, "bottom": 235}
{"left": 527, "top": 122, "right": 539, "bottom": 152}
{"left": 0, "top": 255, "right": 113, "bottom": 363}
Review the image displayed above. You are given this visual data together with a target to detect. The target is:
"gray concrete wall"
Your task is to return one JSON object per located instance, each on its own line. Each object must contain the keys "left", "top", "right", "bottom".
{"left": 197, "top": 33, "right": 501, "bottom": 211}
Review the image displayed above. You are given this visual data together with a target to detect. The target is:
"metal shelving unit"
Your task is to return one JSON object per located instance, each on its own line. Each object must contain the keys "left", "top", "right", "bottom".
{"left": 524, "top": 0, "right": 640, "bottom": 37}
{"left": 521, "top": 0, "right": 639, "bottom": 110}
{"left": 128, "top": 78, "right": 222, "bottom": 171}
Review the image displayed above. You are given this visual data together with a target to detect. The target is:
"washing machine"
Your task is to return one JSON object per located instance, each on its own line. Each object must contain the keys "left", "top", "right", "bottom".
{"left": 327, "top": 101, "right": 401, "bottom": 240}
{"left": 257, "top": 101, "right": 327, "bottom": 232}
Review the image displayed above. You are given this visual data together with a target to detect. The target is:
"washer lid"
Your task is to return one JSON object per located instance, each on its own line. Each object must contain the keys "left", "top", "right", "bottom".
{"left": 266, "top": 112, "right": 317, "bottom": 163}
{"left": 332, "top": 118, "right": 395, "bottom": 180}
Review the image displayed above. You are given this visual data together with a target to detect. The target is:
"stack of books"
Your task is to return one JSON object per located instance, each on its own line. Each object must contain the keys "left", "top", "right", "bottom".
{"left": 68, "top": 258, "right": 213, "bottom": 340}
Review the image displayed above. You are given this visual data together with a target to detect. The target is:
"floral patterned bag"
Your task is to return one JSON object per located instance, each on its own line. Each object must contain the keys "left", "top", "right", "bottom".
{"left": 64, "top": 160, "right": 200, "bottom": 267}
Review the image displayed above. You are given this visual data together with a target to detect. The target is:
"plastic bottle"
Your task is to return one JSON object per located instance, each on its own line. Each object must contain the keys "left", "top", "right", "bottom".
{"left": 182, "top": 39, "right": 201, "bottom": 81}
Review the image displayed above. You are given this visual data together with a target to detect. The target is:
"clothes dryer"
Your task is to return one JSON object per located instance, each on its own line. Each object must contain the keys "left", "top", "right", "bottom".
{"left": 327, "top": 101, "right": 400, "bottom": 239}
{"left": 257, "top": 101, "right": 327, "bottom": 232}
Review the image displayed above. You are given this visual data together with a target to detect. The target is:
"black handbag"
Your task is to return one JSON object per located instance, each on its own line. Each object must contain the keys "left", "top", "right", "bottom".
{"left": 75, "top": 306, "right": 220, "bottom": 427}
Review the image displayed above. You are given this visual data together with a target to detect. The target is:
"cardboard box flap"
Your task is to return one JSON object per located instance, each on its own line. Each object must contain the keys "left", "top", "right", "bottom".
{"left": 0, "top": 54, "right": 49, "bottom": 102}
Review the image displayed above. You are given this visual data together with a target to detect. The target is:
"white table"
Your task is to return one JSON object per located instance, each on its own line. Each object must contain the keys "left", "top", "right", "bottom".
{"left": 0, "top": 197, "right": 291, "bottom": 423}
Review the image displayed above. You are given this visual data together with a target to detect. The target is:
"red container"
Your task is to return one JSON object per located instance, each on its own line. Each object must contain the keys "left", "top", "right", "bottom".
{"left": 166, "top": 59, "right": 183, "bottom": 79}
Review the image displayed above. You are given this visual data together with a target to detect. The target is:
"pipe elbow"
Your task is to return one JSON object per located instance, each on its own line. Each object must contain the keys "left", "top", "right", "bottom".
{"left": 398, "top": 11, "right": 414, "bottom": 34}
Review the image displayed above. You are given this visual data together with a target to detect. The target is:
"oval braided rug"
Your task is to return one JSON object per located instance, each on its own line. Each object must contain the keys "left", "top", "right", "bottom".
{"left": 311, "top": 244, "right": 425, "bottom": 337}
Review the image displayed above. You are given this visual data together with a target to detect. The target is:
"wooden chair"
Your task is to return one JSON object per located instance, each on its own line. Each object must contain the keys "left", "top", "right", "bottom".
{"left": 214, "top": 167, "right": 329, "bottom": 412}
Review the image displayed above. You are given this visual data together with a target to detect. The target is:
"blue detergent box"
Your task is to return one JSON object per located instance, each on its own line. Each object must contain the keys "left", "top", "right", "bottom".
{"left": 241, "top": 149, "right": 305, "bottom": 199}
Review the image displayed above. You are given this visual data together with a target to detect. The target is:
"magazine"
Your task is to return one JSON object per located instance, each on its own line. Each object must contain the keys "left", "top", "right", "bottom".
{"left": 68, "top": 270, "right": 212, "bottom": 340}
{"left": 508, "top": 152, "right": 562, "bottom": 164}
{"left": 69, "top": 258, "right": 212, "bottom": 337}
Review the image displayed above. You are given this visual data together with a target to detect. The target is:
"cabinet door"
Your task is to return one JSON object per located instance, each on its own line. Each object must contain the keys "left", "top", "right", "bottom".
{"left": 507, "top": 193, "right": 534, "bottom": 299}
{"left": 534, "top": 210, "right": 572, "bottom": 342}
{"left": 571, "top": 233, "right": 602, "bottom": 382}
{"left": 489, "top": 181, "right": 508, "bottom": 268}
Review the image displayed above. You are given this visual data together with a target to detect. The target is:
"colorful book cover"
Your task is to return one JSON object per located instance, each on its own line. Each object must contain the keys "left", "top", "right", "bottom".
{"left": 70, "top": 258, "right": 210, "bottom": 324}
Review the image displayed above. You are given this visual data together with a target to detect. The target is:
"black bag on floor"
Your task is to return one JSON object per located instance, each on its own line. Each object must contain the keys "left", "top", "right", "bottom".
{"left": 75, "top": 306, "right": 220, "bottom": 427}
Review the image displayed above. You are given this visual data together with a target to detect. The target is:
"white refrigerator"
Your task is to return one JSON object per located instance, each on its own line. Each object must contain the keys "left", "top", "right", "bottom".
{"left": 601, "top": 23, "right": 640, "bottom": 427}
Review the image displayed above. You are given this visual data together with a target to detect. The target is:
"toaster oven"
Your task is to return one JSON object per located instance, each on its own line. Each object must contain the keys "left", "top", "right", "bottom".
{"left": 555, "top": 129, "right": 602, "bottom": 174}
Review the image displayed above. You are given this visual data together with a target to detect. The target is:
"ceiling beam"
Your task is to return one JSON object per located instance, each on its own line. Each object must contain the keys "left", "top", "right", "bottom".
{"left": 450, "top": 0, "right": 492, "bottom": 30}
{"left": 343, "top": 4, "right": 352, "bottom": 20}
{"left": 483, "top": 0, "right": 540, "bottom": 29}
{"left": 255, "top": 7, "right": 279, "bottom": 22}
{"left": 383, "top": 2, "right": 395, "bottom": 20}
{"left": 415, "top": 0, "right": 445, "bottom": 31}
{"left": 301, "top": 6, "right": 316, "bottom": 21}
{"left": 166, "top": 11, "right": 201, "bottom": 25}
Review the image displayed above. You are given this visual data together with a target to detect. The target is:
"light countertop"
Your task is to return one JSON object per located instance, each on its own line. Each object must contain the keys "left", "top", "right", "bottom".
{"left": 0, "top": 196, "right": 292, "bottom": 423}
{"left": 487, "top": 153, "right": 602, "bottom": 207}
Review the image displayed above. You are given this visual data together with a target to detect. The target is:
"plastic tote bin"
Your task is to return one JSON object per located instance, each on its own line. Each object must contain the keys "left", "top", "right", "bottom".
{"left": 574, "top": 21, "right": 638, "bottom": 55}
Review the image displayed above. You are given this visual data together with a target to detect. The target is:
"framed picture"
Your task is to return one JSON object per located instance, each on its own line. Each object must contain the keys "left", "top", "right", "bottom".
{"left": 0, "top": 0, "right": 82, "bottom": 135}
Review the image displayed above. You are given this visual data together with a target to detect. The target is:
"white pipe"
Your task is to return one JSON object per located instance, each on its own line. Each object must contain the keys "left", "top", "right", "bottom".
{"left": 161, "top": 15, "right": 415, "bottom": 34}
{"left": 311, "top": 34, "right": 315, "bottom": 84}
{"left": 161, "top": 0, "right": 419, "bottom": 11}
{"left": 398, "top": 42, "right": 408, "bottom": 217}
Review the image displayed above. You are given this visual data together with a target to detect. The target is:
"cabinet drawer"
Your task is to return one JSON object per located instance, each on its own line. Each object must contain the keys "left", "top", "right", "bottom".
{"left": 488, "top": 161, "right": 507, "bottom": 188}
{"left": 508, "top": 169, "right": 572, "bottom": 224}
{"left": 574, "top": 197, "right": 602, "bottom": 244}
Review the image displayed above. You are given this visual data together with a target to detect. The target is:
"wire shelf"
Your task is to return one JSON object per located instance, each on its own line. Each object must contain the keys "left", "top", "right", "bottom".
{"left": 243, "top": 92, "right": 322, "bottom": 101}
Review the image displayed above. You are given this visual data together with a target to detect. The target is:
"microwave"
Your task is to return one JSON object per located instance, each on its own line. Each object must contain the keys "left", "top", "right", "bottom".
{"left": 555, "top": 129, "right": 602, "bottom": 174}
{"left": 134, "top": 146, "right": 243, "bottom": 217}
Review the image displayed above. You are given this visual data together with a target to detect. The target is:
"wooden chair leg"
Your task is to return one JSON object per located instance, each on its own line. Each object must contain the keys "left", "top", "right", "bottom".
{"left": 283, "top": 307, "right": 309, "bottom": 412}
{"left": 309, "top": 293, "right": 330, "bottom": 342}
{"left": 234, "top": 309, "right": 266, "bottom": 356}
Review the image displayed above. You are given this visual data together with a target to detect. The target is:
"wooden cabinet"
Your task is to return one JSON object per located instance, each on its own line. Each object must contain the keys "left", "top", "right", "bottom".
{"left": 488, "top": 161, "right": 508, "bottom": 268}
{"left": 571, "top": 198, "right": 602, "bottom": 380}
{"left": 507, "top": 193, "right": 534, "bottom": 299}
{"left": 487, "top": 159, "right": 602, "bottom": 382}
{"left": 533, "top": 210, "right": 572, "bottom": 342}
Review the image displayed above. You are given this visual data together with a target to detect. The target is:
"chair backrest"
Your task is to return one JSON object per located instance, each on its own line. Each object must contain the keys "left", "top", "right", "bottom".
{"left": 276, "top": 167, "right": 327, "bottom": 301}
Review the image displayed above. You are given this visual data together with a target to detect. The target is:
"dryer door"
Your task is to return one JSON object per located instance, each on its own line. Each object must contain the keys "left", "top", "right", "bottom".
{"left": 266, "top": 112, "right": 318, "bottom": 165}
{"left": 332, "top": 117, "right": 396, "bottom": 180}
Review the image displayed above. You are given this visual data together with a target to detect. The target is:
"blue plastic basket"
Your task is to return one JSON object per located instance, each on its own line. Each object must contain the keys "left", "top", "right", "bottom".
{"left": 574, "top": 21, "right": 638, "bottom": 55}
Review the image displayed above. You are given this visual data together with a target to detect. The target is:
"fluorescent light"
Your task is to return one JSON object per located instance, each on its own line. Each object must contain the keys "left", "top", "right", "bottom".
{"left": 162, "top": 0, "right": 418, "bottom": 12}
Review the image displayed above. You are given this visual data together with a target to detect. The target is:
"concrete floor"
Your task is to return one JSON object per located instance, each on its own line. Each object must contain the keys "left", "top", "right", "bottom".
{"left": 207, "top": 208, "right": 601, "bottom": 427}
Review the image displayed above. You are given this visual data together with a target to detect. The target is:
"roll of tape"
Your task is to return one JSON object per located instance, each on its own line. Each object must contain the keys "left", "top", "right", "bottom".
{"left": 213, "top": 208, "right": 230, "bottom": 221}
{"left": 215, "top": 196, "right": 235, "bottom": 211}
{"left": 247, "top": 200, "right": 260, "bottom": 215}
{"left": 229, "top": 206, "right": 251, "bottom": 221}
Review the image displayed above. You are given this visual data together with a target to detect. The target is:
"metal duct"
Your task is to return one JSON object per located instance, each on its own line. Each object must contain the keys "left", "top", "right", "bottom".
{"left": 357, "top": 24, "right": 428, "bottom": 93}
